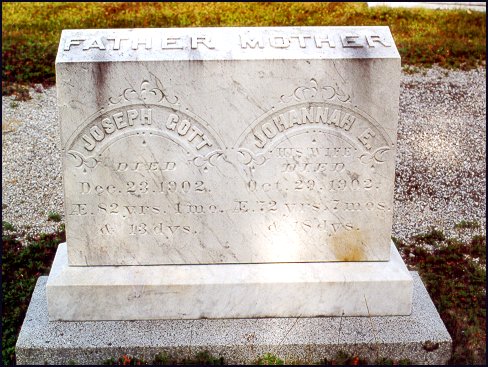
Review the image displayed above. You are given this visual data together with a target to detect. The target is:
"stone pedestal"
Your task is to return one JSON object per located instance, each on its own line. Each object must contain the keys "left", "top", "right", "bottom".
{"left": 47, "top": 26, "right": 412, "bottom": 320}
{"left": 47, "top": 242, "right": 412, "bottom": 320}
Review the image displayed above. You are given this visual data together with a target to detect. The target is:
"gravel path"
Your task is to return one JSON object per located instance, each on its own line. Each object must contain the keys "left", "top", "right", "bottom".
{"left": 2, "top": 66, "right": 486, "bottom": 245}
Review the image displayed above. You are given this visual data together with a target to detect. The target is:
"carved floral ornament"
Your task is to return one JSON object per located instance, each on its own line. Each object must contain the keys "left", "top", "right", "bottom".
{"left": 67, "top": 150, "right": 100, "bottom": 172}
{"left": 192, "top": 149, "right": 267, "bottom": 172}
{"left": 359, "top": 146, "right": 391, "bottom": 167}
{"left": 280, "top": 79, "right": 351, "bottom": 104}
{"left": 108, "top": 80, "right": 179, "bottom": 106}
{"left": 106, "top": 79, "right": 349, "bottom": 108}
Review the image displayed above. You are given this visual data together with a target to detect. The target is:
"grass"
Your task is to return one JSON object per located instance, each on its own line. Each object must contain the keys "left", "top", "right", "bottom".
{"left": 2, "top": 219, "right": 485, "bottom": 365}
{"left": 1, "top": 222, "right": 65, "bottom": 366}
{"left": 100, "top": 350, "right": 410, "bottom": 365}
{"left": 102, "top": 351, "right": 225, "bottom": 365}
{"left": 394, "top": 228, "right": 486, "bottom": 365}
{"left": 47, "top": 211, "right": 62, "bottom": 222}
{"left": 255, "top": 353, "right": 285, "bottom": 365}
{"left": 454, "top": 220, "right": 481, "bottom": 230}
{"left": 2, "top": 221, "right": 16, "bottom": 232}
{"left": 2, "top": 2, "right": 486, "bottom": 99}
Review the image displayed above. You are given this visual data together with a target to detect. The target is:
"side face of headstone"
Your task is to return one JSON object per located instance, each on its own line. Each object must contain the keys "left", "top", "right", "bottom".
{"left": 56, "top": 27, "right": 400, "bottom": 266}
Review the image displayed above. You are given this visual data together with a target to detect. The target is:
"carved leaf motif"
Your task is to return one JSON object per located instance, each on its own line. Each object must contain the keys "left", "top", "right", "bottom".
{"left": 334, "top": 87, "right": 351, "bottom": 103}
{"left": 320, "top": 85, "right": 336, "bottom": 100}
{"left": 67, "top": 150, "right": 99, "bottom": 169}
{"left": 140, "top": 81, "right": 163, "bottom": 103}
{"left": 108, "top": 80, "right": 178, "bottom": 106}
{"left": 193, "top": 150, "right": 224, "bottom": 169}
{"left": 108, "top": 95, "right": 122, "bottom": 105}
{"left": 359, "top": 147, "right": 391, "bottom": 166}
{"left": 237, "top": 148, "right": 267, "bottom": 167}
{"left": 123, "top": 87, "right": 140, "bottom": 102}
{"left": 373, "top": 147, "right": 391, "bottom": 162}
{"left": 280, "top": 78, "right": 350, "bottom": 104}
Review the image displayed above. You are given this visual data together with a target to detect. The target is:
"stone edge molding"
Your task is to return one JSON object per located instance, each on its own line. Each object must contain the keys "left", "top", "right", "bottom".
{"left": 17, "top": 273, "right": 451, "bottom": 365}
{"left": 46, "top": 242, "right": 413, "bottom": 320}
{"left": 56, "top": 26, "right": 400, "bottom": 63}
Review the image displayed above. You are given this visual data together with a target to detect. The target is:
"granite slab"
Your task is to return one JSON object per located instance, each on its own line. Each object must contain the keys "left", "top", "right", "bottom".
{"left": 17, "top": 272, "right": 451, "bottom": 365}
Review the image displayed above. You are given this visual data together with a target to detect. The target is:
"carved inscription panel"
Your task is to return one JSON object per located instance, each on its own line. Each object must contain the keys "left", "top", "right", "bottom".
{"left": 57, "top": 27, "right": 400, "bottom": 266}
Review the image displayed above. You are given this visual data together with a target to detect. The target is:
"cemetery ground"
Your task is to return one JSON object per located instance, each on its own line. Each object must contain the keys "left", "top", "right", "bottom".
{"left": 2, "top": 2, "right": 486, "bottom": 366}
{"left": 2, "top": 221, "right": 485, "bottom": 365}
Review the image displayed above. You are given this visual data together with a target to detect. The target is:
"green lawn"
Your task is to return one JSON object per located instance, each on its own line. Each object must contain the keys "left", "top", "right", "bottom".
{"left": 2, "top": 2, "right": 486, "bottom": 97}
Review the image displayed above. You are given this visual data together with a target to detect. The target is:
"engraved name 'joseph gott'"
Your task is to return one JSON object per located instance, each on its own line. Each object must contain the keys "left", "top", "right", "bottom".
{"left": 78, "top": 107, "right": 214, "bottom": 153}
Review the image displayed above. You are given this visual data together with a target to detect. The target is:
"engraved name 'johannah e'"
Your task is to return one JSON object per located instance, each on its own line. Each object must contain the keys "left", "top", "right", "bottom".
{"left": 63, "top": 33, "right": 391, "bottom": 51}
{"left": 252, "top": 106, "right": 356, "bottom": 148}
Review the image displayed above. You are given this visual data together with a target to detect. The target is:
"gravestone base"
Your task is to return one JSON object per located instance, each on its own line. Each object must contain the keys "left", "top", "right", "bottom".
{"left": 16, "top": 272, "right": 451, "bottom": 365}
{"left": 46, "top": 242, "right": 412, "bottom": 320}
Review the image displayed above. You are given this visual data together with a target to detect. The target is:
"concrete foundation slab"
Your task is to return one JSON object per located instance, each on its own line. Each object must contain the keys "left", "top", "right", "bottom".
{"left": 16, "top": 273, "right": 451, "bottom": 365}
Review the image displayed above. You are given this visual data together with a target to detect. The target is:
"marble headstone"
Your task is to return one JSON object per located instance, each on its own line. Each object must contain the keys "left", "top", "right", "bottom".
{"left": 57, "top": 26, "right": 399, "bottom": 265}
{"left": 48, "top": 26, "right": 413, "bottom": 320}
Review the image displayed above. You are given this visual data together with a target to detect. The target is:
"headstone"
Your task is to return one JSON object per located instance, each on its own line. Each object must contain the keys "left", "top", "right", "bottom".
{"left": 47, "top": 26, "right": 413, "bottom": 320}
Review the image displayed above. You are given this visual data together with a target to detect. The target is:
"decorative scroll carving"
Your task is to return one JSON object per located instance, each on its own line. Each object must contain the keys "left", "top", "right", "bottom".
{"left": 359, "top": 147, "right": 391, "bottom": 166}
{"left": 67, "top": 150, "right": 100, "bottom": 171}
{"left": 236, "top": 148, "right": 268, "bottom": 167}
{"left": 193, "top": 150, "right": 225, "bottom": 171}
{"left": 280, "top": 78, "right": 351, "bottom": 104}
{"left": 108, "top": 80, "right": 178, "bottom": 106}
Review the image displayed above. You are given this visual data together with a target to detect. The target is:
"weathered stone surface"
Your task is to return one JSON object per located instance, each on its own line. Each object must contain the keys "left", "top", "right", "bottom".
{"left": 56, "top": 26, "right": 400, "bottom": 266}
{"left": 46, "top": 242, "right": 412, "bottom": 320}
{"left": 17, "top": 273, "right": 451, "bottom": 365}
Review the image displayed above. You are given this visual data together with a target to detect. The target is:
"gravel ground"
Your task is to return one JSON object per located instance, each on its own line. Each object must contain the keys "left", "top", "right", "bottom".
{"left": 2, "top": 66, "right": 486, "bottom": 246}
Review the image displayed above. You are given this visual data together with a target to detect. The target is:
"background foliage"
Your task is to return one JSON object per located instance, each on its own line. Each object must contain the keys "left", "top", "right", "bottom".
{"left": 2, "top": 1, "right": 486, "bottom": 95}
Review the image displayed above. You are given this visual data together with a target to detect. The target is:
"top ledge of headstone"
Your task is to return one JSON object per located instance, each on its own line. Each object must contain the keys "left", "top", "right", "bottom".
{"left": 56, "top": 26, "right": 400, "bottom": 63}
